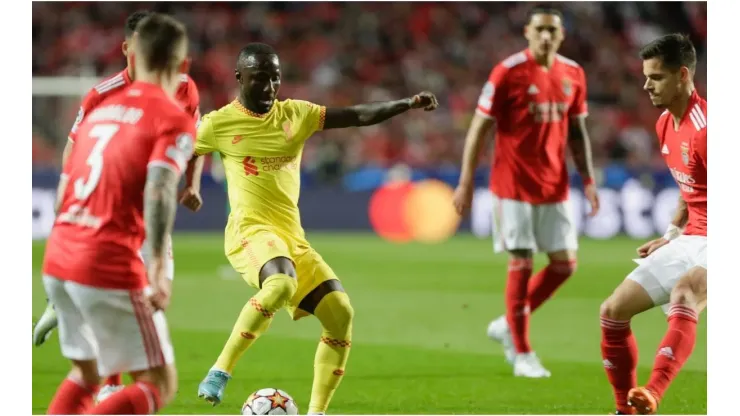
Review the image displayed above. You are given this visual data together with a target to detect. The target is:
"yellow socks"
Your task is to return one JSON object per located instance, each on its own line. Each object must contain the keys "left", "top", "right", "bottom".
{"left": 214, "top": 273, "right": 297, "bottom": 373}
{"left": 308, "top": 291, "right": 354, "bottom": 414}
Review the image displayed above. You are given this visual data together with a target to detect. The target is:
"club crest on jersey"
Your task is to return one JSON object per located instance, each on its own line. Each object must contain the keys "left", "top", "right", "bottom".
{"left": 681, "top": 142, "right": 690, "bottom": 166}
{"left": 562, "top": 78, "right": 573, "bottom": 96}
{"left": 282, "top": 121, "right": 294, "bottom": 142}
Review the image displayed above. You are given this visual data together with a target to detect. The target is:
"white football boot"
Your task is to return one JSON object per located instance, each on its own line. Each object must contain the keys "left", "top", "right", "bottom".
{"left": 486, "top": 315, "right": 516, "bottom": 365}
{"left": 513, "top": 352, "right": 551, "bottom": 378}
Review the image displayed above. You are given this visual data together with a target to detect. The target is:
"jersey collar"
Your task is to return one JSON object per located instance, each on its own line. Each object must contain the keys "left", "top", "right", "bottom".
{"left": 232, "top": 98, "right": 276, "bottom": 119}
{"left": 122, "top": 68, "right": 133, "bottom": 85}
{"left": 679, "top": 89, "right": 702, "bottom": 124}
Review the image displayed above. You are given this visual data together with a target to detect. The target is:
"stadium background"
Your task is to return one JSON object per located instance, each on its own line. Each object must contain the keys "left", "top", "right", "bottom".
{"left": 31, "top": 2, "right": 708, "bottom": 414}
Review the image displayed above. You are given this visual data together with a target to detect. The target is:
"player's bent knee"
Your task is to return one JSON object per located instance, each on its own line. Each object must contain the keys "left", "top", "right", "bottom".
{"left": 670, "top": 267, "right": 707, "bottom": 309}
{"left": 669, "top": 283, "right": 697, "bottom": 308}
{"left": 599, "top": 297, "right": 632, "bottom": 321}
{"left": 315, "top": 291, "right": 354, "bottom": 336}
{"left": 548, "top": 250, "right": 576, "bottom": 263}
{"left": 262, "top": 272, "right": 298, "bottom": 303}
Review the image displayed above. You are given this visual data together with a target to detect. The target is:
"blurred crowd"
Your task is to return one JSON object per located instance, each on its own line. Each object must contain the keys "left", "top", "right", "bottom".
{"left": 32, "top": 1, "right": 707, "bottom": 181}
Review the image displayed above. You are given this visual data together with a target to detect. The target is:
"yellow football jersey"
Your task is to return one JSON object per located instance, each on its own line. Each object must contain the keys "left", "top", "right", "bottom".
{"left": 195, "top": 98, "right": 326, "bottom": 244}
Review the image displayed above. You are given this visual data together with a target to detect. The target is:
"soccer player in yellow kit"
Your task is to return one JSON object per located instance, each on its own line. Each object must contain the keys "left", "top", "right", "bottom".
{"left": 194, "top": 43, "right": 438, "bottom": 414}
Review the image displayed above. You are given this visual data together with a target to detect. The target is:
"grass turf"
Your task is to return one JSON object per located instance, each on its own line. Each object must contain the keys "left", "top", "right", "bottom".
{"left": 32, "top": 233, "right": 706, "bottom": 414}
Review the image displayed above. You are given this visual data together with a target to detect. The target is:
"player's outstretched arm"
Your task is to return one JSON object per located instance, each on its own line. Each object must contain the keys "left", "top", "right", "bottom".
{"left": 568, "top": 116, "right": 600, "bottom": 216}
{"left": 322, "top": 92, "right": 438, "bottom": 130}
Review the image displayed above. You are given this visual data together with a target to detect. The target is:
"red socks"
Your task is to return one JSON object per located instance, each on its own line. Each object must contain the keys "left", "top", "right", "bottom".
{"left": 600, "top": 317, "right": 638, "bottom": 413}
{"left": 47, "top": 378, "right": 98, "bottom": 415}
{"left": 646, "top": 304, "right": 698, "bottom": 401}
{"left": 85, "top": 382, "right": 162, "bottom": 415}
{"left": 505, "top": 258, "right": 576, "bottom": 354}
{"left": 505, "top": 258, "right": 533, "bottom": 353}
{"left": 528, "top": 259, "right": 576, "bottom": 312}
{"left": 104, "top": 374, "right": 122, "bottom": 386}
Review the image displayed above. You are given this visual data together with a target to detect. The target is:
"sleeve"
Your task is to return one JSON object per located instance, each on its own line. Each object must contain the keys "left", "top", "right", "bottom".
{"left": 693, "top": 129, "right": 707, "bottom": 168}
{"left": 569, "top": 67, "right": 589, "bottom": 118}
{"left": 68, "top": 89, "right": 100, "bottom": 143}
{"left": 61, "top": 144, "right": 75, "bottom": 178}
{"left": 194, "top": 113, "right": 218, "bottom": 156}
{"left": 475, "top": 64, "right": 508, "bottom": 120}
{"left": 149, "top": 115, "right": 197, "bottom": 175}
{"left": 293, "top": 99, "right": 327, "bottom": 137}
{"left": 186, "top": 76, "right": 201, "bottom": 123}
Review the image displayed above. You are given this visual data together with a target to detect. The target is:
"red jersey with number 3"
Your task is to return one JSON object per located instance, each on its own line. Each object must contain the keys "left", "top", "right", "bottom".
{"left": 43, "top": 82, "right": 197, "bottom": 290}
{"left": 655, "top": 91, "right": 707, "bottom": 236}
{"left": 476, "top": 49, "right": 588, "bottom": 204}
{"left": 68, "top": 69, "right": 200, "bottom": 142}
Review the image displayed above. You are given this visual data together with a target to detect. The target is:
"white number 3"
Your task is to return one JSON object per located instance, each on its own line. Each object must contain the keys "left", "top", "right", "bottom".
{"left": 74, "top": 124, "right": 119, "bottom": 200}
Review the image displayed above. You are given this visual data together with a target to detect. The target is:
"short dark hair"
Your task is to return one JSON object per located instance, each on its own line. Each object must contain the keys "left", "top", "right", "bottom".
{"left": 237, "top": 43, "right": 277, "bottom": 66}
{"left": 639, "top": 33, "right": 697, "bottom": 73}
{"left": 527, "top": 6, "right": 564, "bottom": 23}
{"left": 125, "top": 10, "right": 153, "bottom": 38}
{"left": 135, "top": 13, "right": 188, "bottom": 72}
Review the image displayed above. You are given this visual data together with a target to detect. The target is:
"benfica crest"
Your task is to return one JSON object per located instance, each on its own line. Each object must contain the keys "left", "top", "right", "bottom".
{"left": 562, "top": 78, "right": 573, "bottom": 96}
{"left": 680, "top": 142, "right": 690, "bottom": 166}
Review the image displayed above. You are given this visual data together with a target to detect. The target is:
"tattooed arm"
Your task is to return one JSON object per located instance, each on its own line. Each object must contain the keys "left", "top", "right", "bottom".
{"left": 144, "top": 165, "right": 180, "bottom": 309}
{"left": 568, "top": 116, "right": 596, "bottom": 184}
{"left": 144, "top": 166, "right": 179, "bottom": 261}
{"left": 671, "top": 196, "right": 689, "bottom": 229}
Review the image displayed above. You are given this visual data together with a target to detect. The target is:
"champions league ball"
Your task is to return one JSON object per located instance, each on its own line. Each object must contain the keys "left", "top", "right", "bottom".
{"left": 241, "top": 388, "right": 299, "bottom": 415}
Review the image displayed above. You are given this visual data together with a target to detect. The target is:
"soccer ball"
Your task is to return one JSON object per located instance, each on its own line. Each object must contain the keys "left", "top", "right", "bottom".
{"left": 241, "top": 388, "right": 299, "bottom": 415}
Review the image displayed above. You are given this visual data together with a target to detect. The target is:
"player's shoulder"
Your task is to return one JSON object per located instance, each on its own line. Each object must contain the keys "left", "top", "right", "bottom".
{"left": 278, "top": 98, "right": 322, "bottom": 113}
{"left": 199, "top": 101, "right": 241, "bottom": 131}
{"left": 556, "top": 54, "right": 584, "bottom": 77}
{"left": 687, "top": 95, "right": 707, "bottom": 133}
{"left": 134, "top": 88, "right": 190, "bottom": 122}
{"left": 655, "top": 110, "right": 670, "bottom": 130}
{"left": 498, "top": 50, "right": 529, "bottom": 70}
{"left": 176, "top": 73, "right": 199, "bottom": 95}
{"left": 555, "top": 54, "right": 582, "bottom": 69}
{"left": 83, "top": 70, "right": 128, "bottom": 106}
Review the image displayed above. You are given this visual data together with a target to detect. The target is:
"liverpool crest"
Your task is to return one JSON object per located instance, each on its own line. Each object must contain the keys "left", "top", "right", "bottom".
{"left": 282, "top": 121, "right": 294, "bottom": 142}
{"left": 680, "top": 142, "right": 690, "bottom": 166}
{"left": 562, "top": 78, "right": 573, "bottom": 96}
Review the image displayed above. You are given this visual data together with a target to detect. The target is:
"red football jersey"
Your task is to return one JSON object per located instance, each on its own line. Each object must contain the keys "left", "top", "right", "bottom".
{"left": 43, "top": 82, "right": 197, "bottom": 290}
{"left": 656, "top": 90, "right": 707, "bottom": 236}
{"left": 68, "top": 69, "right": 200, "bottom": 142}
{"left": 476, "top": 49, "right": 588, "bottom": 204}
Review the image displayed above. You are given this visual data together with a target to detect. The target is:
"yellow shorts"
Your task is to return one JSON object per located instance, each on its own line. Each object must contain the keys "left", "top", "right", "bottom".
{"left": 225, "top": 226, "right": 339, "bottom": 320}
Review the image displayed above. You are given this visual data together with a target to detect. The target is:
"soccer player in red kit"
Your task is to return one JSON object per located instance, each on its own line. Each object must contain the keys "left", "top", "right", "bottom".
{"left": 42, "top": 14, "right": 196, "bottom": 415}
{"left": 453, "top": 7, "right": 599, "bottom": 378}
{"left": 599, "top": 34, "right": 706, "bottom": 415}
{"left": 33, "top": 9, "right": 202, "bottom": 401}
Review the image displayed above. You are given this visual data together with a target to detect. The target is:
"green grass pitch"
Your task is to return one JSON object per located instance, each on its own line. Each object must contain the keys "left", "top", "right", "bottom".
{"left": 32, "top": 233, "right": 706, "bottom": 414}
